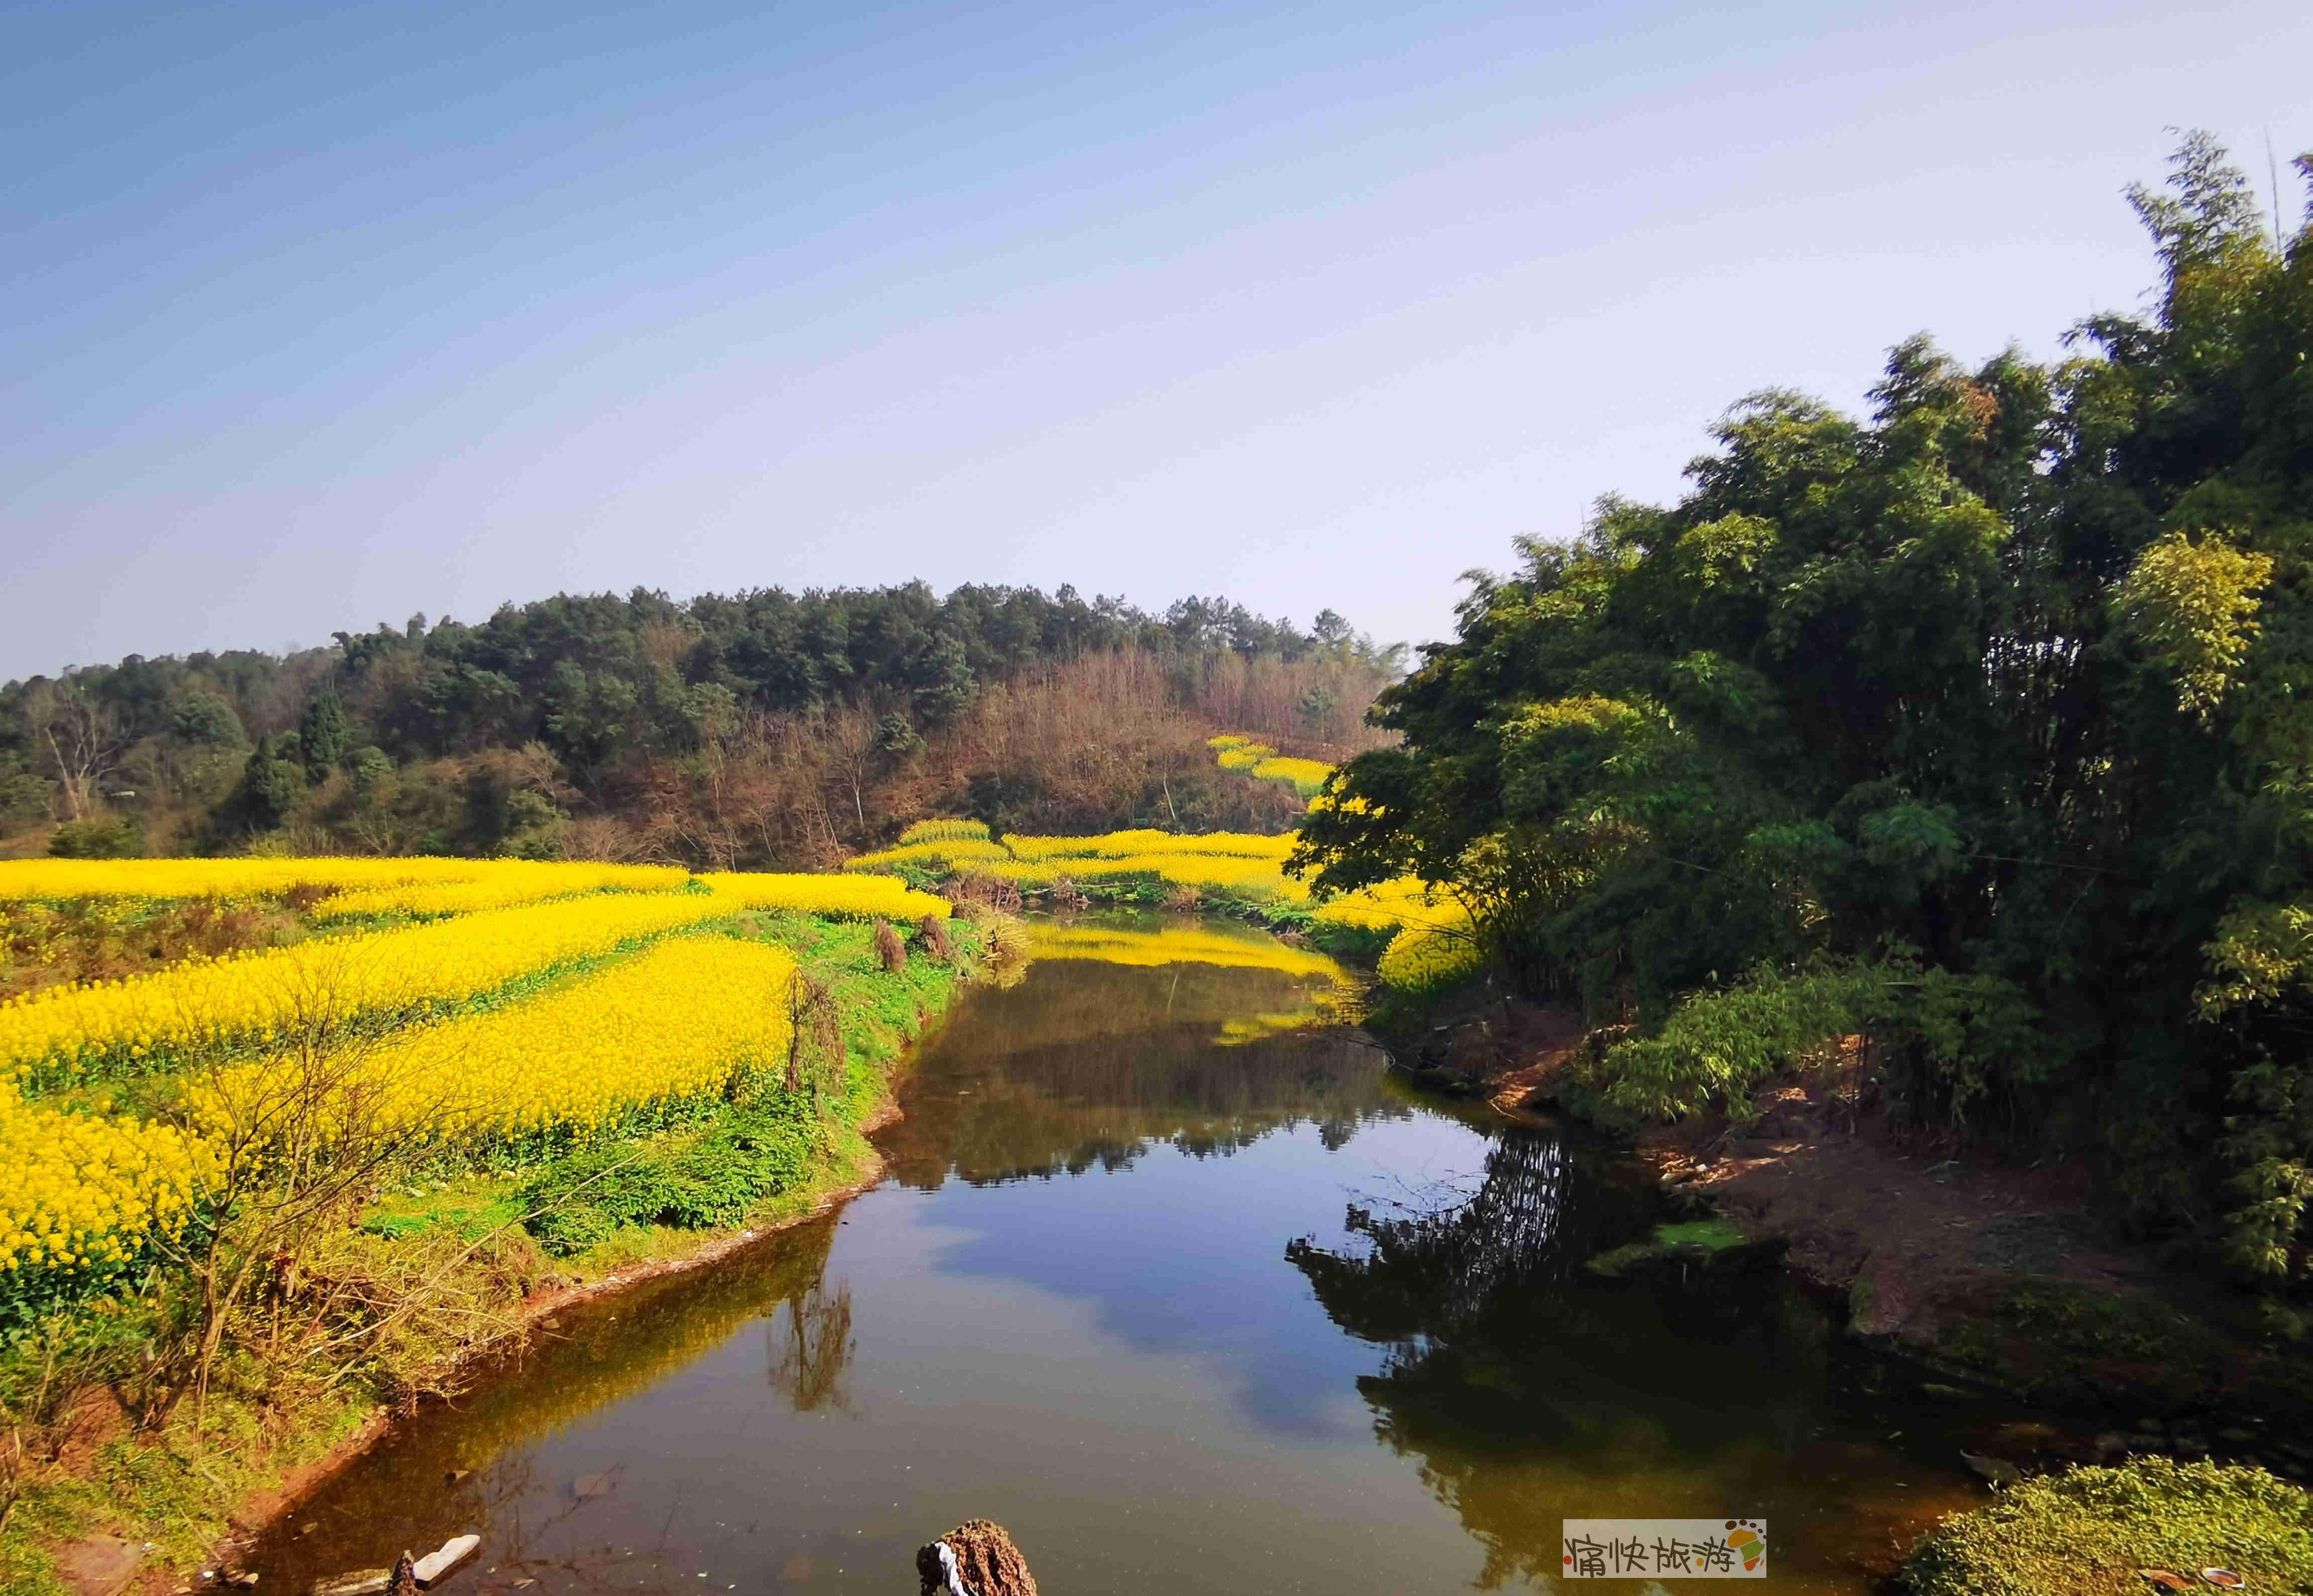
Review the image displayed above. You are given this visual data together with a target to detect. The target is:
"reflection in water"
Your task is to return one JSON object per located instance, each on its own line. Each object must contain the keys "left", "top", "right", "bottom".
{"left": 253, "top": 917, "right": 1981, "bottom": 1596}
{"left": 250, "top": 1215, "right": 847, "bottom": 1595}
{"left": 880, "top": 918, "right": 1402, "bottom": 1184}
{"left": 765, "top": 1280, "right": 855, "bottom": 1414}
{"left": 1285, "top": 1128, "right": 1972, "bottom": 1591}
{"left": 1287, "top": 1132, "right": 1782, "bottom": 1589}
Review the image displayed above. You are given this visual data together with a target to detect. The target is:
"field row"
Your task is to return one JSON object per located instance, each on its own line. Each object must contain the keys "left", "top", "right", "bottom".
{"left": 0, "top": 854, "right": 954, "bottom": 1305}
{"left": 3, "top": 934, "right": 806, "bottom": 1299}
{"left": 0, "top": 868, "right": 946, "bottom": 1086}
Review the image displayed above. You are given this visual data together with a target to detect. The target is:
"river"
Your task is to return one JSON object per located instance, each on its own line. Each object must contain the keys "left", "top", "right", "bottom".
{"left": 252, "top": 916, "right": 1988, "bottom": 1593}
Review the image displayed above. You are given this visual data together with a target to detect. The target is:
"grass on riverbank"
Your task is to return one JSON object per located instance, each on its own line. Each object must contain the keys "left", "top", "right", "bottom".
{"left": 0, "top": 905, "right": 990, "bottom": 1595}
{"left": 1903, "top": 1457, "right": 2313, "bottom": 1595}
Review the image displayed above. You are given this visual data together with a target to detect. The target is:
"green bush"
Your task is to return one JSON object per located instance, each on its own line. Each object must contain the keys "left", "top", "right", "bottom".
{"left": 47, "top": 818, "right": 141, "bottom": 858}
{"left": 1903, "top": 1457, "right": 2313, "bottom": 1596}
{"left": 519, "top": 1092, "right": 822, "bottom": 1255}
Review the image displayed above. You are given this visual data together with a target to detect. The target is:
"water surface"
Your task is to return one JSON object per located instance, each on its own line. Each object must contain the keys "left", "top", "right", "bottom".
{"left": 256, "top": 917, "right": 1983, "bottom": 1593}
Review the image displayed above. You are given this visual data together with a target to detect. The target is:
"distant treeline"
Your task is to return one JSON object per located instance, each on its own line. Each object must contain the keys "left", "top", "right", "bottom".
{"left": 0, "top": 584, "right": 1400, "bottom": 864}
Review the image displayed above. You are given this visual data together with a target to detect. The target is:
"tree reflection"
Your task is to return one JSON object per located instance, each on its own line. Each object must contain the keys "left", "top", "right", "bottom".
{"left": 764, "top": 1279, "right": 855, "bottom": 1413}
{"left": 250, "top": 1215, "right": 855, "bottom": 1591}
{"left": 1287, "top": 1127, "right": 1828, "bottom": 1591}
{"left": 1289, "top": 1132, "right": 1584, "bottom": 1343}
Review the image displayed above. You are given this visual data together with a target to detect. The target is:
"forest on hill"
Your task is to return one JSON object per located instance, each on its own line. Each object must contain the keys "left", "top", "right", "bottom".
{"left": 0, "top": 584, "right": 1399, "bottom": 865}
{"left": 1297, "top": 135, "right": 2313, "bottom": 1310}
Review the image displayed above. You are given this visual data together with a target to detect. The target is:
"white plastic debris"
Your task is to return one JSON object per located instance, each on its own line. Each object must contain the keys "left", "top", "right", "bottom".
{"left": 934, "top": 1541, "right": 974, "bottom": 1596}
{"left": 410, "top": 1535, "right": 479, "bottom": 1587}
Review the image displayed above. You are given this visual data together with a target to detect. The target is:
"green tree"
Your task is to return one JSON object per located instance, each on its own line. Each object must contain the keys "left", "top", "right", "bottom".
{"left": 1295, "top": 135, "right": 2313, "bottom": 1289}
{"left": 229, "top": 737, "right": 309, "bottom": 832}
{"left": 296, "top": 691, "right": 353, "bottom": 780}
{"left": 171, "top": 691, "right": 245, "bottom": 748}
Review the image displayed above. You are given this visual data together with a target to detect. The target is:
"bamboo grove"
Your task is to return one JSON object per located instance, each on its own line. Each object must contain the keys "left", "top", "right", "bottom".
{"left": 1293, "top": 137, "right": 2313, "bottom": 1301}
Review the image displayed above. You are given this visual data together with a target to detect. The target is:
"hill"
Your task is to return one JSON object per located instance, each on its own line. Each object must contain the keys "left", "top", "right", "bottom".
{"left": 0, "top": 583, "right": 1399, "bottom": 865}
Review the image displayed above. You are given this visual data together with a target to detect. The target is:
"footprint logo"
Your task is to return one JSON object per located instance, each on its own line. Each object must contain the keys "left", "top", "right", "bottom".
{"left": 1724, "top": 1519, "right": 1766, "bottom": 1573}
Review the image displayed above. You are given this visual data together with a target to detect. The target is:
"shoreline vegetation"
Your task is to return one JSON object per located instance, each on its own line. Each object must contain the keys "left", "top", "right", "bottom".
{"left": 0, "top": 859, "right": 1002, "bottom": 1594}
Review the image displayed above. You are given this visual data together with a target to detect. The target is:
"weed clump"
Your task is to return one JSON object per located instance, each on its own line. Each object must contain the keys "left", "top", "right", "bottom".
{"left": 1902, "top": 1457, "right": 2313, "bottom": 1596}
{"left": 872, "top": 918, "right": 906, "bottom": 973}
{"left": 518, "top": 1093, "right": 822, "bottom": 1255}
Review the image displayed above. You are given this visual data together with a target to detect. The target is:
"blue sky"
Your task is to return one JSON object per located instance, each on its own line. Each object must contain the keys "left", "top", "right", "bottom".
{"left": 5, "top": 0, "right": 2309, "bottom": 679}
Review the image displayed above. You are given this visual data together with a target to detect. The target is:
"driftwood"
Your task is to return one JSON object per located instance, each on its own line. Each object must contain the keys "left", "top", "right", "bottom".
{"left": 915, "top": 1519, "right": 1038, "bottom": 1596}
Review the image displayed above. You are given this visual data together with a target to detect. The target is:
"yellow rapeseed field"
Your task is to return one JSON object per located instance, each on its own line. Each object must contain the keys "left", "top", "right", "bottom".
{"left": 895, "top": 818, "right": 992, "bottom": 844}
{"left": 1374, "top": 921, "right": 1486, "bottom": 994}
{"left": 1312, "top": 879, "right": 1484, "bottom": 993}
{"left": 311, "top": 861, "right": 686, "bottom": 919}
{"left": 0, "top": 855, "right": 975, "bottom": 1307}
{"left": 844, "top": 791, "right": 1482, "bottom": 995}
{"left": 0, "top": 1086, "right": 214, "bottom": 1283}
{"left": 1311, "top": 878, "right": 1468, "bottom": 933}
{"left": 193, "top": 935, "right": 799, "bottom": 1145}
{"left": 840, "top": 838, "right": 1013, "bottom": 873}
{"left": 1005, "top": 829, "right": 1293, "bottom": 861}
{"left": 1204, "top": 732, "right": 1335, "bottom": 797}
{"left": 0, "top": 890, "right": 735, "bottom": 1085}
{"left": 0, "top": 855, "right": 508, "bottom": 904}
{"left": 1248, "top": 755, "right": 1332, "bottom": 798}
{"left": 700, "top": 871, "right": 952, "bottom": 920}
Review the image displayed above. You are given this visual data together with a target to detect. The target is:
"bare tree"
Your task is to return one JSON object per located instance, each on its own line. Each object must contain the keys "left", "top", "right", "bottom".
{"left": 149, "top": 945, "right": 468, "bottom": 1420}
{"left": 28, "top": 679, "right": 128, "bottom": 821}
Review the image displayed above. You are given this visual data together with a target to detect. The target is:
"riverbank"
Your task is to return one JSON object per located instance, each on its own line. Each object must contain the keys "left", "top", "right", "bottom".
{"left": 1393, "top": 992, "right": 2313, "bottom": 1483}
{"left": 162, "top": 1145, "right": 900, "bottom": 1596}
{"left": 4, "top": 900, "right": 998, "bottom": 1596}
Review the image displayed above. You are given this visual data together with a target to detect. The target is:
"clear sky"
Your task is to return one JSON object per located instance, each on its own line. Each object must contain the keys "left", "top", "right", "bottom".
{"left": 5, "top": 0, "right": 2308, "bottom": 681}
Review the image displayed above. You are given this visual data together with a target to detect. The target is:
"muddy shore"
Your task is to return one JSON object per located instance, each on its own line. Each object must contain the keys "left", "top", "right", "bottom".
{"left": 55, "top": 1104, "right": 908, "bottom": 1596}
{"left": 1396, "top": 995, "right": 2313, "bottom": 1483}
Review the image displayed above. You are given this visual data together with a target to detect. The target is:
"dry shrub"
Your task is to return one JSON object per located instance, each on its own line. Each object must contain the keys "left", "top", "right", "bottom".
{"left": 918, "top": 913, "right": 953, "bottom": 963}
{"left": 296, "top": 1223, "right": 546, "bottom": 1413}
{"left": 1045, "top": 876, "right": 1090, "bottom": 913}
{"left": 946, "top": 874, "right": 1023, "bottom": 914}
{"left": 786, "top": 971, "right": 845, "bottom": 1097}
{"left": 872, "top": 918, "right": 906, "bottom": 973}
{"left": 1163, "top": 882, "right": 1202, "bottom": 911}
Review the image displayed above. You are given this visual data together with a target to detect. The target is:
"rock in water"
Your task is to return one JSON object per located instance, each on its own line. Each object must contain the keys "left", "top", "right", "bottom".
{"left": 410, "top": 1536, "right": 479, "bottom": 1587}
{"left": 915, "top": 1520, "right": 1038, "bottom": 1596}
{"left": 1959, "top": 1450, "right": 2024, "bottom": 1488}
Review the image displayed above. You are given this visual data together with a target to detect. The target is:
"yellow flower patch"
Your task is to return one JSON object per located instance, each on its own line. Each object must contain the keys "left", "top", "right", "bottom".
{"left": 191, "top": 936, "right": 798, "bottom": 1145}
{"left": 700, "top": 872, "right": 951, "bottom": 920}
{"left": 0, "top": 891, "right": 737, "bottom": 1084}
